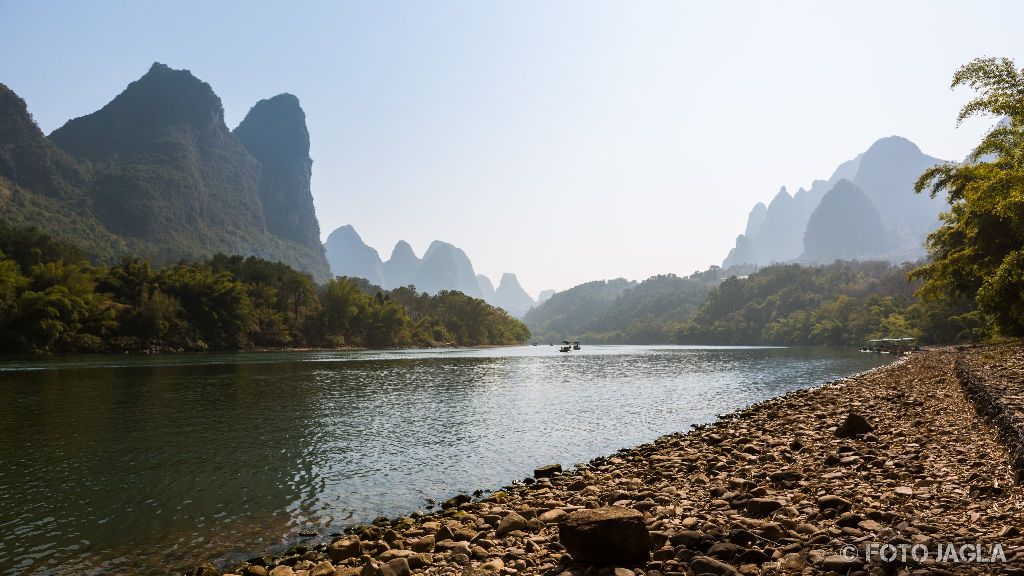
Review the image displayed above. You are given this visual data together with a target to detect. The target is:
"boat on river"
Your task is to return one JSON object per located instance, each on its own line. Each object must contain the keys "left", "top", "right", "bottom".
{"left": 860, "top": 337, "right": 919, "bottom": 354}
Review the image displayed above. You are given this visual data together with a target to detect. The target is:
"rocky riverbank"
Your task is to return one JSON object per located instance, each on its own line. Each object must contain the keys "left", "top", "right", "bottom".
{"left": 193, "top": 347, "right": 1024, "bottom": 576}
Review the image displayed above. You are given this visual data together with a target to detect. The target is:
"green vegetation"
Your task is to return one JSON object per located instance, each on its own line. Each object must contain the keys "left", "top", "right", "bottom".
{"left": 913, "top": 57, "right": 1024, "bottom": 338}
{"left": 524, "top": 274, "right": 714, "bottom": 344}
{"left": 529, "top": 55, "right": 1024, "bottom": 348}
{"left": 6, "top": 55, "right": 1022, "bottom": 351}
{"left": 0, "top": 226, "right": 529, "bottom": 354}
{"left": 0, "top": 66, "right": 331, "bottom": 282}
{"left": 671, "top": 261, "right": 982, "bottom": 346}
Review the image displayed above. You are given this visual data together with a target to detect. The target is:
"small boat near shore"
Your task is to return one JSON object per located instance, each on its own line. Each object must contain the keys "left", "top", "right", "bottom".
{"left": 558, "top": 340, "right": 581, "bottom": 353}
{"left": 860, "top": 337, "right": 919, "bottom": 354}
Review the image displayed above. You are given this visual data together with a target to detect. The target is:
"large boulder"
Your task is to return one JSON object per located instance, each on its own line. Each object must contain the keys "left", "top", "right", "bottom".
{"left": 745, "top": 498, "right": 783, "bottom": 518}
{"left": 534, "top": 463, "right": 562, "bottom": 478}
{"left": 495, "top": 512, "right": 530, "bottom": 536}
{"left": 558, "top": 506, "right": 651, "bottom": 565}
{"left": 835, "top": 412, "right": 874, "bottom": 438}
{"left": 328, "top": 536, "right": 362, "bottom": 561}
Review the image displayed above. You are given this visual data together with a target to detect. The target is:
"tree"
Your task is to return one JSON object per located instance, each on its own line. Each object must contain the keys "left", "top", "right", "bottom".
{"left": 914, "top": 57, "right": 1024, "bottom": 337}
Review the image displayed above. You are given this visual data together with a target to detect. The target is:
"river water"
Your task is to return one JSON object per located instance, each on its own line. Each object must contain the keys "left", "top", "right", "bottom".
{"left": 0, "top": 345, "right": 891, "bottom": 575}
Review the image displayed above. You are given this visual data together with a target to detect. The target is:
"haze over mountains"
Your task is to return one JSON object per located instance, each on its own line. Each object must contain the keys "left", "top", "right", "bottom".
{"left": 324, "top": 224, "right": 541, "bottom": 317}
{"left": 524, "top": 135, "right": 952, "bottom": 341}
{"left": 0, "top": 60, "right": 963, "bottom": 331}
{"left": 723, "top": 136, "right": 948, "bottom": 268}
{"left": 0, "top": 63, "right": 331, "bottom": 280}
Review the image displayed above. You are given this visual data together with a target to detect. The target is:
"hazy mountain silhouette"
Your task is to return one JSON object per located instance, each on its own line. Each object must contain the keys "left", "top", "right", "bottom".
{"left": 537, "top": 289, "right": 556, "bottom": 304}
{"left": 323, "top": 225, "right": 536, "bottom": 314}
{"left": 415, "top": 241, "right": 483, "bottom": 298}
{"left": 802, "top": 180, "right": 889, "bottom": 262}
{"left": 851, "top": 136, "right": 945, "bottom": 237}
{"left": 383, "top": 240, "right": 421, "bottom": 288}
{"left": 723, "top": 136, "right": 945, "bottom": 267}
{"left": 492, "top": 273, "right": 534, "bottom": 318}
{"left": 744, "top": 203, "right": 768, "bottom": 237}
{"left": 477, "top": 274, "right": 496, "bottom": 301}
{"left": 324, "top": 225, "right": 384, "bottom": 286}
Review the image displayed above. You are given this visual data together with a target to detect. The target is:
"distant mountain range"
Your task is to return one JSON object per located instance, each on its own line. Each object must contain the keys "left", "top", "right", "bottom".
{"left": 723, "top": 136, "right": 948, "bottom": 268}
{"left": 524, "top": 135, "right": 950, "bottom": 343}
{"left": 0, "top": 61, "right": 552, "bottom": 313}
{"left": 0, "top": 63, "right": 330, "bottom": 280}
{"left": 323, "top": 224, "right": 545, "bottom": 317}
{"left": 1, "top": 63, "right": 955, "bottom": 320}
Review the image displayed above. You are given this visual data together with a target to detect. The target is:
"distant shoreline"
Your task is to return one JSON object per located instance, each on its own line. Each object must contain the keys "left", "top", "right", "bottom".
{"left": 0, "top": 341, "right": 871, "bottom": 358}
{"left": 0, "top": 340, "right": 528, "bottom": 354}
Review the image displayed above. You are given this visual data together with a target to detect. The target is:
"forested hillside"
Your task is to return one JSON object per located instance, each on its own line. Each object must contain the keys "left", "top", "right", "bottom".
{"left": 0, "top": 64, "right": 331, "bottom": 280}
{"left": 0, "top": 225, "right": 529, "bottom": 353}
{"left": 672, "top": 261, "right": 981, "bottom": 346}
{"left": 524, "top": 275, "right": 713, "bottom": 343}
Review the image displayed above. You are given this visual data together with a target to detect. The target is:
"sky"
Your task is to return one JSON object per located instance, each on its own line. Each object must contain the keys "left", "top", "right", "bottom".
{"left": 1, "top": 1, "right": 1021, "bottom": 295}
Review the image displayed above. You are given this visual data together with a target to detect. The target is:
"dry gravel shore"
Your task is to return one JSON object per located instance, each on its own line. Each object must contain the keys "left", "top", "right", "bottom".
{"left": 195, "top": 347, "right": 1024, "bottom": 576}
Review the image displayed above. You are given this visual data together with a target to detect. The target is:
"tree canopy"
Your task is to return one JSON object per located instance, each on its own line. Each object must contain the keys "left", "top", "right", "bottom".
{"left": 913, "top": 57, "right": 1024, "bottom": 337}
{"left": 0, "top": 225, "right": 529, "bottom": 354}
{"left": 671, "top": 261, "right": 982, "bottom": 346}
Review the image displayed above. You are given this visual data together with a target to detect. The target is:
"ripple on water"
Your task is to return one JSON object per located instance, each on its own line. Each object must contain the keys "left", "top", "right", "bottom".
{"left": 0, "top": 345, "right": 891, "bottom": 575}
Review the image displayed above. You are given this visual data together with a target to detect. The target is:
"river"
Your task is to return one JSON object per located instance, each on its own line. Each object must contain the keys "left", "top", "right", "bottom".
{"left": 0, "top": 345, "right": 891, "bottom": 575}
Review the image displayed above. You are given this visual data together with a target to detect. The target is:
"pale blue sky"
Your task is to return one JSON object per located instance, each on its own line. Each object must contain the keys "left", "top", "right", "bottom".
{"left": 2, "top": 1, "right": 1019, "bottom": 294}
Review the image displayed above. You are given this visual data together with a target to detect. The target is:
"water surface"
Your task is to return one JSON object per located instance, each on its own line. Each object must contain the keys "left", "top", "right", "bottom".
{"left": 0, "top": 345, "right": 891, "bottom": 575}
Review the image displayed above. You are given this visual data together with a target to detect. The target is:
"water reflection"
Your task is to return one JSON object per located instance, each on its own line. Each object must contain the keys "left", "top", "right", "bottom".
{"left": 0, "top": 346, "right": 890, "bottom": 575}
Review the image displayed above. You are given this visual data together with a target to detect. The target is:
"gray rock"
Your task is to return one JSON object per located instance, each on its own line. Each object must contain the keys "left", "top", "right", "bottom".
{"left": 687, "top": 555, "right": 738, "bottom": 575}
{"left": 668, "top": 530, "right": 703, "bottom": 548}
{"left": 435, "top": 524, "right": 455, "bottom": 541}
{"left": 387, "top": 558, "right": 411, "bottom": 576}
{"left": 441, "top": 494, "right": 471, "bottom": 509}
{"left": 411, "top": 534, "right": 434, "bottom": 552}
{"left": 309, "top": 561, "right": 336, "bottom": 576}
{"left": 558, "top": 506, "right": 651, "bottom": 566}
{"left": 539, "top": 508, "right": 568, "bottom": 524}
{"left": 821, "top": 555, "right": 864, "bottom": 572}
{"left": 495, "top": 512, "right": 530, "bottom": 536}
{"left": 328, "top": 536, "right": 362, "bottom": 562}
{"left": 745, "top": 498, "right": 783, "bottom": 518}
{"left": 707, "top": 542, "right": 741, "bottom": 559}
{"left": 534, "top": 463, "right": 563, "bottom": 478}
{"left": 360, "top": 561, "right": 397, "bottom": 576}
{"left": 836, "top": 512, "right": 864, "bottom": 528}
{"left": 835, "top": 412, "right": 874, "bottom": 438}
{"left": 817, "top": 494, "right": 852, "bottom": 511}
